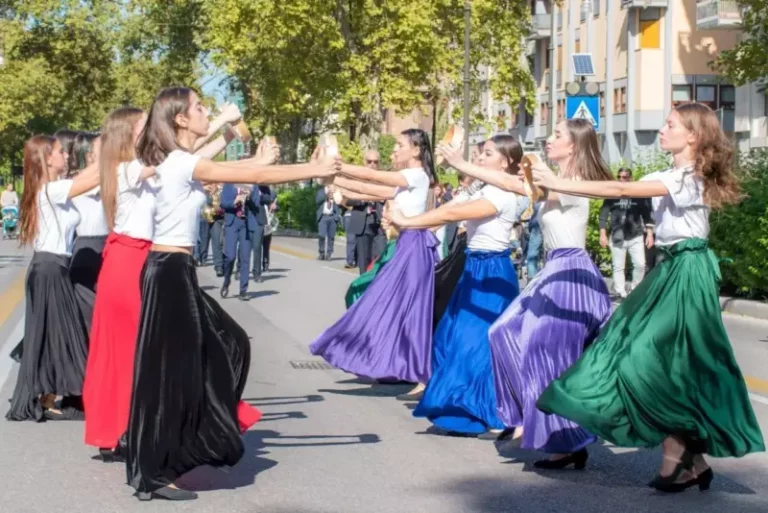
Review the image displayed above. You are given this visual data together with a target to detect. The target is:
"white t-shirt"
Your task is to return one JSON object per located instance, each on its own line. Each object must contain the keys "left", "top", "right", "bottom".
{"left": 113, "top": 160, "right": 157, "bottom": 241}
{"left": 34, "top": 180, "right": 81, "bottom": 256}
{"left": 71, "top": 187, "right": 109, "bottom": 237}
{"left": 641, "top": 166, "right": 709, "bottom": 246}
{"left": 151, "top": 150, "right": 206, "bottom": 247}
{"left": 538, "top": 191, "right": 590, "bottom": 251}
{"left": 465, "top": 185, "right": 519, "bottom": 252}
{"left": 394, "top": 167, "right": 430, "bottom": 217}
{"left": 1, "top": 190, "right": 19, "bottom": 207}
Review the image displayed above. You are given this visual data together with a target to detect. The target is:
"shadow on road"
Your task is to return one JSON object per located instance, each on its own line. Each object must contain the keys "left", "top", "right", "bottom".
{"left": 243, "top": 394, "right": 325, "bottom": 407}
{"left": 318, "top": 382, "right": 412, "bottom": 398}
{"left": 258, "top": 411, "right": 309, "bottom": 422}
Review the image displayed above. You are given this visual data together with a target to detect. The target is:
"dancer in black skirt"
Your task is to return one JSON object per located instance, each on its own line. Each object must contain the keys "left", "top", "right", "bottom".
{"left": 69, "top": 132, "right": 107, "bottom": 331}
{"left": 126, "top": 86, "right": 339, "bottom": 501}
{"left": 6, "top": 135, "right": 100, "bottom": 422}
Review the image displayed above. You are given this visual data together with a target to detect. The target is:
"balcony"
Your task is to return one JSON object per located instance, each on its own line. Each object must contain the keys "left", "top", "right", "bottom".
{"left": 696, "top": 0, "right": 743, "bottom": 30}
{"left": 621, "top": 0, "right": 668, "bottom": 8}
{"left": 529, "top": 13, "right": 552, "bottom": 40}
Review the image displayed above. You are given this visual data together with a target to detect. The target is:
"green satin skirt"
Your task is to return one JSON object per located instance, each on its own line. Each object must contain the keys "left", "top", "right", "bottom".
{"left": 344, "top": 240, "right": 398, "bottom": 308}
{"left": 537, "top": 238, "right": 764, "bottom": 458}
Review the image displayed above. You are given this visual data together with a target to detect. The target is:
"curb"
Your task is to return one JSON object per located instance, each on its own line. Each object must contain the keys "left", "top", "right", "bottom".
{"left": 604, "top": 277, "right": 768, "bottom": 321}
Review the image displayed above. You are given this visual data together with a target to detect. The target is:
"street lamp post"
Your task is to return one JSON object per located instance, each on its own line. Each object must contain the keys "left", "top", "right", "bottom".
{"left": 462, "top": 0, "right": 470, "bottom": 159}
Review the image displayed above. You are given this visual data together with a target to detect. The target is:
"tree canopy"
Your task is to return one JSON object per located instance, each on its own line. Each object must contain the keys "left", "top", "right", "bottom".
{"left": 715, "top": 1, "right": 768, "bottom": 90}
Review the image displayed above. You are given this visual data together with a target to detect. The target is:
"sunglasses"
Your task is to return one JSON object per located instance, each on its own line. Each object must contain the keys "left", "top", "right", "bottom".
{"left": 618, "top": 174, "right": 631, "bottom": 180}
{"left": 365, "top": 160, "right": 380, "bottom": 165}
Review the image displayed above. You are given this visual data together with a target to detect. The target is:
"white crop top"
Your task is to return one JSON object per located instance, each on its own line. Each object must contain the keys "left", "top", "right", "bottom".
{"left": 113, "top": 160, "right": 157, "bottom": 241}
{"left": 151, "top": 150, "right": 205, "bottom": 247}
{"left": 394, "top": 167, "right": 430, "bottom": 217}
{"left": 538, "top": 191, "right": 590, "bottom": 251}
{"left": 641, "top": 166, "right": 710, "bottom": 246}
{"left": 72, "top": 187, "right": 109, "bottom": 237}
{"left": 34, "top": 180, "right": 81, "bottom": 256}
{"left": 465, "top": 185, "right": 519, "bottom": 252}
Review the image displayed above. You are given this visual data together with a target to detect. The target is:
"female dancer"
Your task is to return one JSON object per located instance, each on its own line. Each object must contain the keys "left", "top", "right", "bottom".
{"left": 6, "top": 135, "right": 100, "bottom": 421}
{"left": 444, "top": 119, "right": 613, "bottom": 457}
{"left": 69, "top": 132, "right": 107, "bottom": 331}
{"left": 311, "top": 129, "right": 438, "bottom": 389}
{"left": 84, "top": 104, "right": 242, "bottom": 462}
{"left": 534, "top": 103, "right": 764, "bottom": 490}
{"left": 388, "top": 134, "right": 522, "bottom": 435}
{"left": 127, "top": 87, "right": 337, "bottom": 501}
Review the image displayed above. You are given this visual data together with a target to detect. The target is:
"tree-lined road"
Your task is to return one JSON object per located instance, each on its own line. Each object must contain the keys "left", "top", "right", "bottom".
{"left": 0, "top": 236, "right": 767, "bottom": 513}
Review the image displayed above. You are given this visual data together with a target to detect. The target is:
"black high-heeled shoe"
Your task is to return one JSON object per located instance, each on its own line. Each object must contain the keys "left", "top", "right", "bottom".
{"left": 647, "top": 450, "right": 693, "bottom": 489}
{"left": 534, "top": 449, "right": 588, "bottom": 470}
{"left": 136, "top": 486, "right": 198, "bottom": 501}
{"left": 98, "top": 447, "right": 125, "bottom": 463}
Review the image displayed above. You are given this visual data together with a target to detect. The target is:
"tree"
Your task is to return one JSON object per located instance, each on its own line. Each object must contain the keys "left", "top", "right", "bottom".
{"left": 203, "top": 0, "right": 535, "bottom": 158}
{"left": 714, "top": 1, "right": 768, "bottom": 90}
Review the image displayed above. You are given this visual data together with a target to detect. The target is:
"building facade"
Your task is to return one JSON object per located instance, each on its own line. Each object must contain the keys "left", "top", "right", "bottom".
{"left": 477, "top": 0, "right": 766, "bottom": 163}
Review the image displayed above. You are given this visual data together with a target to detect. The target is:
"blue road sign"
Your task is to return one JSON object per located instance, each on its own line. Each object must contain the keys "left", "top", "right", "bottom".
{"left": 566, "top": 95, "right": 600, "bottom": 131}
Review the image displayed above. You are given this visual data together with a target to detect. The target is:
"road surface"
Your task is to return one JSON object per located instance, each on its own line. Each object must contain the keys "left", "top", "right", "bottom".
{"left": 0, "top": 236, "right": 767, "bottom": 513}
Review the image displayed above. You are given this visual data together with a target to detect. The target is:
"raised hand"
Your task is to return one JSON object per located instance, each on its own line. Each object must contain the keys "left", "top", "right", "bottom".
{"left": 255, "top": 144, "right": 280, "bottom": 166}
{"left": 436, "top": 143, "right": 464, "bottom": 169}
{"left": 220, "top": 103, "right": 242, "bottom": 124}
{"left": 530, "top": 162, "right": 558, "bottom": 188}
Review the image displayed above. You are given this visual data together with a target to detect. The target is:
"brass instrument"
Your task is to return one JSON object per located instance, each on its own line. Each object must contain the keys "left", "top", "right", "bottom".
{"left": 201, "top": 185, "right": 222, "bottom": 223}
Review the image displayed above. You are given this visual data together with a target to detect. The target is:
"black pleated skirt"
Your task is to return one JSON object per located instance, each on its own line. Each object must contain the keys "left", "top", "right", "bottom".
{"left": 6, "top": 252, "right": 89, "bottom": 422}
{"left": 433, "top": 232, "right": 468, "bottom": 331}
{"left": 126, "top": 251, "right": 252, "bottom": 493}
{"left": 70, "top": 235, "right": 106, "bottom": 333}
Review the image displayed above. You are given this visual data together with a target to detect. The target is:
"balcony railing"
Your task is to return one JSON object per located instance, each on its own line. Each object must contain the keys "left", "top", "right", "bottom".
{"left": 529, "top": 13, "right": 552, "bottom": 40}
{"left": 621, "top": 0, "right": 668, "bottom": 8}
{"left": 696, "top": 0, "right": 743, "bottom": 30}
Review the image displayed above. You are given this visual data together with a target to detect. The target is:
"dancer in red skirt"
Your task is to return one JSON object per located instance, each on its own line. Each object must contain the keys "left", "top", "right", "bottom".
{"left": 83, "top": 104, "right": 246, "bottom": 462}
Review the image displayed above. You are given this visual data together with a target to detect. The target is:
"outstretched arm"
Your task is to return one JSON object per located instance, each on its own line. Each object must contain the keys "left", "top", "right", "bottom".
{"left": 531, "top": 164, "right": 668, "bottom": 199}
{"left": 339, "top": 164, "right": 409, "bottom": 188}
{"left": 388, "top": 199, "right": 497, "bottom": 230}
{"left": 334, "top": 175, "right": 396, "bottom": 200}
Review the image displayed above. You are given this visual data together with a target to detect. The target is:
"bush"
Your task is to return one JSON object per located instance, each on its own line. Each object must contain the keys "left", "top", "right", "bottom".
{"left": 710, "top": 149, "right": 768, "bottom": 299}
{"left": 377, "top": 135, "right": 396, "bottom": 169}
{"left": 275, "top": 185, "right": 319, "bottom": 232}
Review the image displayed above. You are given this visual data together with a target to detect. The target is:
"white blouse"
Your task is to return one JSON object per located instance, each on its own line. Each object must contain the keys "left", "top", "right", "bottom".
{"left": 465, "top": 185, "right": 519, "bottom": 252}
{"left": 34, "top": 180, "right": 81, "bottom": 256}
{"left": 113, "top": 161, "right": 157, "bottom": 241}
{"left": 151, "top": 150, "right": 206, "bottom": 247}
{"left": 641, "top": 166, "right": 709, "bottom": 246}
{"left": 394, "top": 167, "right": 430, "bottom": 217}
{"left": 72, "top": 188, "right": 109, "bottom": 237}
{"left": 538, "top": 191, "right": 590, "bottom": 252}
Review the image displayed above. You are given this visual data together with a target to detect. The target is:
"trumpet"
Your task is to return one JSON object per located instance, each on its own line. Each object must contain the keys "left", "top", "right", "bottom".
{"left": 201, "top": 185, "right": 222, "bottom": 223}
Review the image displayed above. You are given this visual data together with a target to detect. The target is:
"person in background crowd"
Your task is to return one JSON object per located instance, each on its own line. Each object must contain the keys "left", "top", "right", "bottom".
{"left": 196, "top": 183, "right": 225, "bottom": 276}
{"left": 262, "top": 199, "right": 278, "bottom": 272}
{"left": 1, "top": 182, "right": 19, "bottom": 208}
{"left": 343, "top": 150, "right": 383, "bottom": 274}
{"left": 525, "top": 202, "right": 542, "bottom": 280}
{"left": 316, "top": 184, "right": 340, "bottom": 260}
{"left": 246, "top": 183, "right": 275, "bottom": 282}
{"left": 220, "top": 185, "right": 252, "bottom": 300}
{"left": 598, "top": 167, "right": 654, "bottom": 299}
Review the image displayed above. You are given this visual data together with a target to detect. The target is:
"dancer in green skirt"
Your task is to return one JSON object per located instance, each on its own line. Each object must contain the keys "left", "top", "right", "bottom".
{"left": 344, "top": 238, "right": 397, "bottom": 308}
{"left": 530, "top": 102, "right": 764, "bottom": 492}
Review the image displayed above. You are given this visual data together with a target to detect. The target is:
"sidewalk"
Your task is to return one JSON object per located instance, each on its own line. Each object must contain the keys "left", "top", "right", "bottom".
{"left": 273, "top": 234, "right": 768, "bottom": 322}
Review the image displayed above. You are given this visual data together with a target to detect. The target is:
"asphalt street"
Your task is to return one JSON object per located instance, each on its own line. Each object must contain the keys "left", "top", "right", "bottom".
{"left": 0, "top": 236, "right": 767, "bottom": 513}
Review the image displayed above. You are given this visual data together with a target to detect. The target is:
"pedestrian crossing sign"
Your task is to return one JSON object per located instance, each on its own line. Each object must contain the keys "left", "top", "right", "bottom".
{"left": 566, "top": 96, "right": 600, "bottom": 131}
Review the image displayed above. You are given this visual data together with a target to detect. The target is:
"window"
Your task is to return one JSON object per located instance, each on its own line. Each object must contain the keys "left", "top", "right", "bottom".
{"left": 524, "top": 99, "right": 533, "bottom": 126}
{"left": 696, "top": 85, "right": 716, "bottom": 109}
{"left": 594, "top": 0, "right": 600, "bottom": 17}
{"left": 557, "top": 99, "right": 565, "bottom": 122}
{"left": 540, "top": 103, "right": 549, "bottom": 126}
{"left": 719, "top": 85, "right": 735, "bottom": 111}
{"left": 575, "top": 38, "right": 581, "bottom": 54}
{"left": 556, "top": 45, "right": 562, "bottom": 71}
{"left": 672, "top": 85, "right": 693, "bottom": 107}
{"left": 613, "top": 87, "right": 627, "bottom": 114}
{"left": 599, "top": 91, "right": 605, "bottom": 117}
{"left": 640, "top": 19, "right": 661, "bottom": 49}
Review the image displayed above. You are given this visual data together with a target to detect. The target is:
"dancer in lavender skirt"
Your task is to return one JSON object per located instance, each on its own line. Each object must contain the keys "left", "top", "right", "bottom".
{"left": 452, "top": 119, "right": 614, "bottom": 467}
{"left": 310, "top": 129, "right": 438, "bottom": 388}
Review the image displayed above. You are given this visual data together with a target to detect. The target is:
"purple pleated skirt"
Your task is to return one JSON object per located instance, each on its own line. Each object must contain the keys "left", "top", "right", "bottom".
{"left": 310, "top": 229, "right": 438, "bottom": 383}
{"left": 488, "top": 247, "right": 611, "bottom": 453}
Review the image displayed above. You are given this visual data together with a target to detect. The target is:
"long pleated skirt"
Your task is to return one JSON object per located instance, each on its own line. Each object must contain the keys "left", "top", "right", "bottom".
{"left": 432, "top": 232, "right": 467, "bottom": 331}
{"left": 312, "top": 230, "right": 438, "bottom": 383}
{"left": 70, "top": 234, "right": 107, "bottom": 333}
{"left": 489, "top": 247, "right": 611, "bottom": 453}
{"left": 83, "top": 233, "right": 151, "bottom": 449}
{"left": 6, "top": 252, "right": 89, "bottom": 422}
{"left": 344, "top": 239, "right": 397, "bottom": 308}
{"left": 538, "top": 238, "right": 765, "bottom": 457}
{"left": 126, "top": 251, "right": 261, "bottom": 493}
{"left": 414, "top": 249, "right": 519, "bottom": 434}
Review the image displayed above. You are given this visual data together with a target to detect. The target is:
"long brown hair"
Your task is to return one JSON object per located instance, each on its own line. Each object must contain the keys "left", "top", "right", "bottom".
{"left": 19, "top": 136, "right": 56, "bottom": 245}
{"left": 674, "top": 103, "right": 740, "bottom": 208}
{"left": 489, "top": 134, "right": 523, "bottom": 175}
{"left": 563, "top": 118, "right": 614, "bottom": 181}
{"left": 100, "top": 107, "right": 145, "bottom": 230}
{"left": 136, "top": 86, "right": 195, "bottom": 166}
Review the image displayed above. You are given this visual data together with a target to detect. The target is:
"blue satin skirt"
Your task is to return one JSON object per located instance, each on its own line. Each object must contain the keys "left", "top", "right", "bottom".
{"left": 414, "top": 248, "right": 519, "bottom": 434}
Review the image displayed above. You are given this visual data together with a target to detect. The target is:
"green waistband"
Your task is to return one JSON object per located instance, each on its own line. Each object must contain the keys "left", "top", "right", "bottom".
{"left": 658, "top": 238, "right": 708, "bottom": 258}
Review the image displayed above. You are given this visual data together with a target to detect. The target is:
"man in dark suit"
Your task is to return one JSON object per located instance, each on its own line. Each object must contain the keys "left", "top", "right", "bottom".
{"left": 220, "top": 184, "right": 252, "bottom": 301}
{"left": 344, "top": 199, "right": 381, "bottom": 274}
{"left": 246, "top": 184, "right": 275, "bottom": 283}
{"left": 316, "top": 185, "right": 340, "bottom": 260}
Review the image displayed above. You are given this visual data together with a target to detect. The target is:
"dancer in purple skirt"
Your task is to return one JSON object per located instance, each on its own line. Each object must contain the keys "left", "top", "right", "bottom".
{"left": 447, "top": 119, "right": 614, "bottom": 468}
{"left": 310, "top": 129, "right": 438, "bottom": 391}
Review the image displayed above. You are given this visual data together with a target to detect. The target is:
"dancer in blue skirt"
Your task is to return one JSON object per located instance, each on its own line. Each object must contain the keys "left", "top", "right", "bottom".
{"left": 387, "top": 135, "right": 523, "bottom": 436}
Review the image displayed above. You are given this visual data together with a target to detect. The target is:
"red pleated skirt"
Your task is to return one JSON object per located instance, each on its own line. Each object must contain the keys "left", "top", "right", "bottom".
{"left": 83, "top": 232, "right": 151, "bottom": 448}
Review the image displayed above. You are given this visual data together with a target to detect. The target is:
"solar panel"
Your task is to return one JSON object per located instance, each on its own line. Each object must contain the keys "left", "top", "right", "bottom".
{"left": 572, "top": 54, "right": 595, "bottom": 76}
